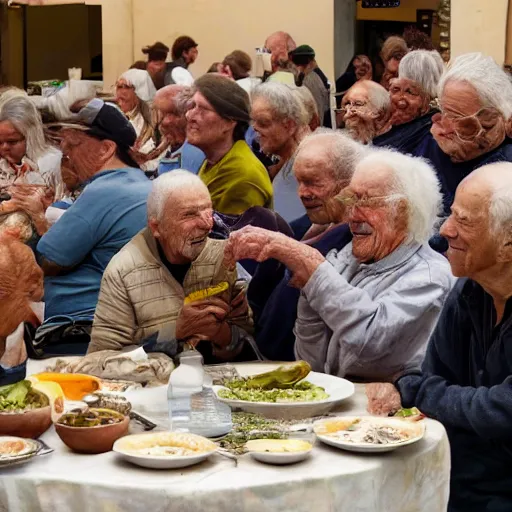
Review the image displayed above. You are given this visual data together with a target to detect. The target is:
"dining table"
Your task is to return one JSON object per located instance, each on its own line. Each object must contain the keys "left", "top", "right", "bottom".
{"left": 0, "top": 360, "right": 450, "bottom": 512}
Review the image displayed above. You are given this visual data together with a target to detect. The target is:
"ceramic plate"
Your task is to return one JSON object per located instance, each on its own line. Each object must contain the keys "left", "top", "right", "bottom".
{"left": 245, "top": 439, "right": 313, "bottom": 465}
{"left": 213, "top": 371, "right": 355, "bottom": 420}
{"left": 0, "top": 437, "right": 52, "bottom": 468}
{"left": 314, "top": 416, "right": 425, "bottom": 453}
{"left": 113, "top": 432, "right": 217, "bottom": 469}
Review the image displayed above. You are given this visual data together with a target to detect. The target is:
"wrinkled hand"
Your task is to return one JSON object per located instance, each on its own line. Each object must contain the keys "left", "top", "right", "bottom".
{"left": 366, "top": 383, "right": 402, "bottom": 416}
{"left": 176, "top": 297, "right": 231, "bottom": 345}
{"left": 228, "top": 286, "right": 249, "bottom": 320}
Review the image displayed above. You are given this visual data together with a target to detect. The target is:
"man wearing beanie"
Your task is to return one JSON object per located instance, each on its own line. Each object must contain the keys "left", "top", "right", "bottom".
{"left": 187, "top": 74, "right": 273, "bottom": 215}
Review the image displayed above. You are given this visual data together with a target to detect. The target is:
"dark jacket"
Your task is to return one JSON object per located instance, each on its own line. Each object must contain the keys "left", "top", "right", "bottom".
{"left": 250, "top": 224, "right": 352, "bottom": 361}
{"left": 397, "top": 278, "right": 512, "bottom": 512}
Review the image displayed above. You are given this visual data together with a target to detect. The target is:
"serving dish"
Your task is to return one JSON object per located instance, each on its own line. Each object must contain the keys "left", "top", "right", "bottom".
{"left": 245, "top": 438, "right": 313, "bottom": 465}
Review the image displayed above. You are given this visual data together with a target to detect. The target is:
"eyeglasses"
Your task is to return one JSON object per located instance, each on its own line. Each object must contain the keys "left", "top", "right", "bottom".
{"left": 337, "top": 193, "right": 405, "bottom": 210}
{"left": 433, "top": 107, "right": 502, "bottom": 141}
{"left": 339, "top": 101, "right": 370, "bottom": 115}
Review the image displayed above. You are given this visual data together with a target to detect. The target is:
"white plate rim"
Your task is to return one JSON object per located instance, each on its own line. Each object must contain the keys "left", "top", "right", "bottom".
{"left": 0, "top": 437, "right": 42, "bottom": 460}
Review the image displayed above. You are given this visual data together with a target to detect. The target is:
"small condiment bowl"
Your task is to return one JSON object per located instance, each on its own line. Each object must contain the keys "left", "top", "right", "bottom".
{"left": 245, "top": 438, "right": 313, "bottom": 465}
{"left": 55, "top": 409, "right": 129, "bottom": 454}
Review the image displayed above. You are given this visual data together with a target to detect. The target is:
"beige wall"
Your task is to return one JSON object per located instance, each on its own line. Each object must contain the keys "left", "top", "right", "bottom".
{"left": 451, "top": 0, "right": 508, "bottom": 64}
{"left": 131, "top": 0, "right": 335, "bottom": 81}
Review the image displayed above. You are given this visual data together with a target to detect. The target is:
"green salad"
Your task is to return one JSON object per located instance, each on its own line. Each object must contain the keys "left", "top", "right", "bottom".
{"left": 218, "top": 379, "right": 329, "bottom": 403}
{"left": 0, "top": 381, "right": 48, "bottom": 412}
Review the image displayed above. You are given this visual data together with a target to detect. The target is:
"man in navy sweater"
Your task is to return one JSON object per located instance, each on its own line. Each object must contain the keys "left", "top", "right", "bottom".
{"left": 366, "top": 162, "right": 512, "bottom": 511}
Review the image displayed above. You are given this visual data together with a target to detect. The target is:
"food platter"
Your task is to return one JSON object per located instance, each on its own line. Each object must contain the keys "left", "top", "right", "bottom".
{"left": 113, "top": 432, "right": 218, "bottom": 469}
{"left": 213, "top": 371, "right": 355, "bottom": 420}
{"left": 0, "top": 437, "right": 50, "bottom": 468}
{"left": 313, "top": 416, "right": 425, "bottom": 453}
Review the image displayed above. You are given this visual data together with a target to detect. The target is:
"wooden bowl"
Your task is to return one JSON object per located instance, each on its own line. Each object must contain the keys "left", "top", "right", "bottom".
{"left": 0, "top": 406, "right": 52, "bottom": 439}
{"left": 55, "top": 415, "right": 130, "bottom": 454}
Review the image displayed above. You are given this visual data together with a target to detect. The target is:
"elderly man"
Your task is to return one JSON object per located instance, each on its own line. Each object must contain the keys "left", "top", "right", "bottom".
{"left": 367, "top": 163, "right": 512, "bottom": 511}
{"left": 339, "top": 80, "right": 392, "bottom": 144}
{"left": 265, "top": 31, "right": 296, "bottom": 78}
{"left": 247, "top": 130, "right": 364, "bottom": 360}
{"left": 187, "top": 74, "right": 272, "bottom": 215}
{"left": 89, "top": 171, "right": 253, "bottom": 363}
{"left": 416, "top": 53, "right": 512, "bottom": 223}
{"left": 374, "top": 50, "right": 444, "bottom": 152}
{"left": 153, "top": 85, "right": 205, "bottom": 175}
{"left": 227, "top": 149, "right": 454, "bottom": 380}
{"left": 30, "top": 99, "right": 152, "bottom": 356}
{"left": 251, "top": 82, "right": 310, "bottom": 223}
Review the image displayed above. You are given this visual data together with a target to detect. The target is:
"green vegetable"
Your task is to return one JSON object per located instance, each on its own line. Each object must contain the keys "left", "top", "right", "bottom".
{"left": 0, "top": 381, "right": 31, "bottom": 411}
{"left": 243, "top": 361, "right": 312, "bottom": 390}
{"left": 219, "top": 379, "right": 328, "bottom": 403}
{"left": 394, "top": 407, "right": 421, "bottom": 418}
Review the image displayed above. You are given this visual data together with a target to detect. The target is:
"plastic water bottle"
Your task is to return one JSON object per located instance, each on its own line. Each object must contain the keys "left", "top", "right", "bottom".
{"left": 167, "top": 351, "right": 232, "bottom": 437}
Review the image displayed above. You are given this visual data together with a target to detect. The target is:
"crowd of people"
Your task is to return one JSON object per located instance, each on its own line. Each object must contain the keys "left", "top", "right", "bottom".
{"left": 1, "top": 29, "right": 512, "bottom": 511}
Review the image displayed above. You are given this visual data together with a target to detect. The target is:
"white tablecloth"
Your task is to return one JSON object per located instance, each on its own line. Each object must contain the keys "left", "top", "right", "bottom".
{"left": 0, "top": 362, "right": 450, "bottom": 512}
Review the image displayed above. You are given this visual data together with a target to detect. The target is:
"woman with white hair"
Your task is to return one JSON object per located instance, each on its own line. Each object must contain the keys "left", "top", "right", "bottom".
{"left": 415, "top": 52, "right": 512, "bottom": 250}
{"left": 115, "top": 69, "right": 164, "bottom": 172}
{"left": 0, "top": 88, "right": 64, "bottom": 240}
{"left": 374, "top": 50, "right": 445, "bottom": 152}
{"left": 225, "top": 148, "right": 455, "bottom": 381}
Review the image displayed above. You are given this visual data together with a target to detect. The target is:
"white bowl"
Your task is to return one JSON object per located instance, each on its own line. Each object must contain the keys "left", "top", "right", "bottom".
{"left": 213, "top": 371, "right": 355, "bottom": 420}
{"left": 314, "top": 416, "right": 426, "bottom": 453}
{"left": 245, "top": 439, "right": 313, "bottom": 465}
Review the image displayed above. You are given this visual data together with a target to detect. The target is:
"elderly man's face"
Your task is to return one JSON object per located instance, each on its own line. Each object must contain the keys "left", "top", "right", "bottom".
{"left": 295, "top": 147, "right": 348, "bottom": 225}
{"left": 344, "top": 163, "right": 408, "bottom": 262}
{"left": 154, "top": 97, "right": 187, "bottom": 148}
{"left": 431, "top": 81, "right": 506, "bottom": 162}
{"left": 116, "top": 79, "right": 139, "bottom": 114}
{"left": 150, "top": 186, "right": 213, "bottom": 264}
{"left": 265, "top": 34, "right": 291, "bottom": 72}
{"left": 0, "top": 121, "right": 27, "bottom": 166}
{"left": 59, "top": 130, "right": 107, "bottom": 191}
{"left": 440, "top": 179, "right": 498, "bottom": 278}
{"left": 251, "top": 97, "right": 294, "bottom": 156}
{"left": 342, "top": 85, "right": 381, "bottom": 144}
{"left": 389, "top": 78, "right": 430, "bottom": 126}
{"left": 186, "top": 92, "right": 236, "bottom": 151}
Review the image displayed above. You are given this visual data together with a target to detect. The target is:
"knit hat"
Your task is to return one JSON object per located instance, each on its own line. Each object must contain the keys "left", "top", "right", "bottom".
{"left": 193, "top": 74, "right": 251, "bottom": 123}
{"left": 289, "top": 45, "right": 316, "bottom": 58}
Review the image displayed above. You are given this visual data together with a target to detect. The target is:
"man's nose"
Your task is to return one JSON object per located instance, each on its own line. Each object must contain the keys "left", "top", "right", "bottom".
{"left": 440, "top": 216, "right": 457, "bottom": 239}
{"left": 198, "top": 210, "right": 213, "bottom": 229}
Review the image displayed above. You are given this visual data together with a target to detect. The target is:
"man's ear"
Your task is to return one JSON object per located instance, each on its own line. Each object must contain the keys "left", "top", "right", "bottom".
{"left": 98, "top": 139, "right": 118, "bottom": 163}
{"left": 497, "top": 227, "right": 512, "bottom": 263}
{"left": 148, "top": 218, "right": 160, "bottom": 239}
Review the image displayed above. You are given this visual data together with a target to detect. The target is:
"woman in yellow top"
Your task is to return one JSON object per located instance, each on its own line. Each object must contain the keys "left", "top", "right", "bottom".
{"left": 186, "top": 74, "right": 272, "bottom": 215}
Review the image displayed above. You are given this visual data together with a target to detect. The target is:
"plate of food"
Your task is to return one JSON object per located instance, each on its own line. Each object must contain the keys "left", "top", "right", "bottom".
{"left": 113, "top": 432, "right": 218, "bottom": 469}
{"left": 213, "top": 361, "right": 354, "bottom": 419}
{"left": 0, "top": 436, "right": 49, "bottom": 468}
{"left": 313, "top": 416, "right": 425, "bottom": 453}
{"left": 245, "top": 438, "right": 313, "bottom": 465}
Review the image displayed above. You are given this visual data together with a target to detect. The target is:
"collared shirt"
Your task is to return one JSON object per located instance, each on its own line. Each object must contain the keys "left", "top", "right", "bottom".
{"left": 295, "top": 241, "right": 455, "bottom": 381}
{"left": 37, "top": 168, "right": 152, "bottom": 323}
{"left": 272, "top": 157, "right": 306, "bottom": 223}
{"left": 157, "top": 141, "right": 205, "bottom": 175}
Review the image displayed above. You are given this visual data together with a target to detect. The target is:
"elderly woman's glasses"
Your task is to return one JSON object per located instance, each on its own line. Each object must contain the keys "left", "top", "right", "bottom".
{"left": 435, "top": 107, "right": 502, "bottom": 141}
{"left": 337, "top": 193, "right": 405, "bottom": 210}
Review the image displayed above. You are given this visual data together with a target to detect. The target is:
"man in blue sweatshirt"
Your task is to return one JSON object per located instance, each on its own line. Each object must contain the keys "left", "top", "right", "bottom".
{"left": 366, "top": 162, "right": 512, "bottom": 512}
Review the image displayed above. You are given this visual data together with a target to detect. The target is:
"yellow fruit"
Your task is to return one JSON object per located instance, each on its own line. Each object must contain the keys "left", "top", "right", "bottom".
{"left": 30, "top": 380, "right": 65, "bottom": 422}
{"left": 184, "top": 282, "right": 229, "bottom": 304}
{"left": 31, "top": 373, "right": 101, "bottom": 400}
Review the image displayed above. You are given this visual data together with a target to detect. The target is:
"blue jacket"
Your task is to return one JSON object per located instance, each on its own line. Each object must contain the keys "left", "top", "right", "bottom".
{"left": 250, "top": 224, "right": 352, "bottom": 361}
{"left": 397, "top": 279, "right": 512, "bottom": 511}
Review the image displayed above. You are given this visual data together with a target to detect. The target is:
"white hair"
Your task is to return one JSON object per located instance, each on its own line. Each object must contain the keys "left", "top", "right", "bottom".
{"left": 119, "top": 69, "right": 157, "bottom": 102}
{"left": 356, "top": 80, "right": 390, "bottom": 113}
{"left": 399, "top": 50, "right": 445, "bottom": 99}
{"left": 438, "top": 53, "right": 512, "bottom": 119}
{"left": 356, "top": 149, "right": 442, "bottom": 243}
{"left": 147, "top": 170, "right": 209, "bottom": 221}
{"left": 0, "top": 88, "right": 50, "bottom": 162}
{"left": 295, "top": 129, "right": 368, "bottom": 183}
{"left": 251, "top": 82, "right": 309, "bottom": 126}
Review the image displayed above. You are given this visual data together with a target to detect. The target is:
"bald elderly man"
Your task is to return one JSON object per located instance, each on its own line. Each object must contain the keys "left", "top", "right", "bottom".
{"left": 153, "top": 85, "right": 205, "bottom": 175}
{"left": 367, "top": 162, "right": 512, "bottom": 512}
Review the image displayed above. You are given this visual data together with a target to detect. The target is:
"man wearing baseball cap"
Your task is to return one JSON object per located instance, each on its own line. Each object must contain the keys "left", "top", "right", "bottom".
{"left": 187, "top": 74, "right": 273, "bottom": 215}
{"left": 31, "top": 99, "right": 152, "bottom": 356}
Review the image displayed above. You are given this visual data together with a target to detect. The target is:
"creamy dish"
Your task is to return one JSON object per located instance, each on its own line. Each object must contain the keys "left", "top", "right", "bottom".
{"left": 245, "top": 439, "right": 312, "bottom": 453}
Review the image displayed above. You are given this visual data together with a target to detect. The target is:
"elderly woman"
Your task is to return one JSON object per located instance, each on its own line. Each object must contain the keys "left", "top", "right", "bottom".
{"left": 339, "top": 80, "right": 392, "bottom": 144}
{"left": 0, "top": 89, "right": 64, "bottom": 240}
{"left": 374, "top": 50, "right": 444, "bottom": 152}
{"left": 380, "top": 36, "right": 408, "bottom": 90}
{"left": 415, "top": 53, "right": 512, "bottom": 240}
{"left": 115, "top": 69, "right": 165, "bottom": 171}
{"left": 251, "top": 82, "right": 311, "bottom": 222}
{"left": 225, "top": 149, "right": 454, "bottom": 381}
